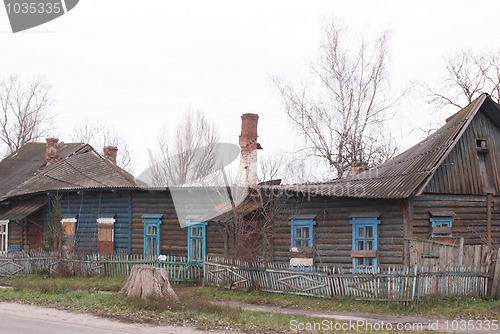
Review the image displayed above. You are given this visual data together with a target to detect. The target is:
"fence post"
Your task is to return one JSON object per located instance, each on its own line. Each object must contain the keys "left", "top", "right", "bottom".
{"left": 491, "top": 248, "right": 500, "bottom": 299}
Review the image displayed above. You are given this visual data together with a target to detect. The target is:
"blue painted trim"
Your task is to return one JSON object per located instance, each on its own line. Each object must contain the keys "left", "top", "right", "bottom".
{"left": 142, "top": 214, "right": 162, "bottom": 257}
{"left": 289, "top": 219, "right": 316, "bottom": 247}
{"left": 430, "top": 216, "right": 454, "bottom": 238}
{"left": 187, "top": 220, "right": 207, "bottom": 267}
{"left": 350, "top": 217, "right": 380, "bottom": 270}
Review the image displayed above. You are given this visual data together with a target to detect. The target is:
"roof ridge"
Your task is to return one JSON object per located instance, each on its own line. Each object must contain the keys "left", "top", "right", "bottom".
{"left": 413, "top": 94, "right": 487, "bottom": 196}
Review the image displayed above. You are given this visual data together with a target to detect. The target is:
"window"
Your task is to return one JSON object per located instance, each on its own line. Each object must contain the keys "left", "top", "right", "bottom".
{"left": 289, "top": 218, "right": 315, "bottom": 247}
{"left": 350, "top": 217, "right": 380, "bottom": 270}
{"left": 0, "top": 220, "right": 8, "bottom": 255}
{"left": 187, "top": 221, "right": 207, "bottom": 265}
{"left": 60, "top": 217, "right": 77, "bottom": 252}
{"left": 142, "top": 214, "right": 162, "bottom": 258}
{"left": 430, "top": 216, "right": 453, "bottom": 240}
{"left": 97, "top": 217, "right": 115, "bottom": 256}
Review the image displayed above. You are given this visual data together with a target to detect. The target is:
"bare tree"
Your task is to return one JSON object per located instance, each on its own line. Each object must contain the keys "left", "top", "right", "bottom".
{"left": 258, "top": 151, "right": 310, "bottom": 185}
{"left": 71, "top": 118, "right": 133, "bottom": 172}
{"left": 424, "top": 49, "right": 500, "bottom": 109}
{"left": 149, "top": 110, "right": 221, "bottom": 186}
{"left": 0, "top": 75, "right": 54, "bottom": 156}
{"left": 273, "top": 20, "right": 401, "bottom": 178}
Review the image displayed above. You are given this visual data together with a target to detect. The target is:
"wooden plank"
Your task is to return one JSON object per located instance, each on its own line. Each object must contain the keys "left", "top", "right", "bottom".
{"left": 289, "top": 258, "right": 313, "bottom": 266}
{"left": 491, "top": 248, "right": 500, "bottom": 299}
{"left": 350, "top": 250, "right": 377, "bottom": 258}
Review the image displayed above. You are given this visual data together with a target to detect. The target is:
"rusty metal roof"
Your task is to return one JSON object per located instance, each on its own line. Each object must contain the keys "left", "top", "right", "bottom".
{"left": 0, "top": 142, "right": 88, "bottom": 198}
{"left": 0, "top": 198, "right": 46, "bottom": 220}
{"left": 280, "top": 94, "right": 498, "bottom": 199}
{"left": 2, "top": 150, "right": 141, "bottom": 199}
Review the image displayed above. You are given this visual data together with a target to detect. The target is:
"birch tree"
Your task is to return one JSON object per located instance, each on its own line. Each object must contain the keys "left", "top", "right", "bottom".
{"left": 71, "top": 118, "right": 133, "bottom": 172}
{"left": 149, "top": 110, "right": 221, "bottom": 186}
{"left": 424, "top": 49, "right": 500, "bottom": 109}
{"left": 0, "top": 75, "right": 54, "bottom": 156}
{"left": 273, "top": 20, "right": 401, "bottom": 178}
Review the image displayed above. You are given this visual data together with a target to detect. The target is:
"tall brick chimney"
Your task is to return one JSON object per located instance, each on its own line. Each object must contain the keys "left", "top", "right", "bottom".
{"left": 239, "top": 113, "right": 260, "bottom": 186}
{"left": 350, "top": 162, "right": 369, "bottom": 176}
{"left": 44, "top": 137, "right": 59, "bottom": 166}
{"left": 103, "top": 146, "right": 118, "bottom": 165}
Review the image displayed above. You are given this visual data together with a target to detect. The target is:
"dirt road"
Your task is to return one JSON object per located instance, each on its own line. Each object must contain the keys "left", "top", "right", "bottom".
{"left": 0, "top": 302, "right": 232, "bottom": 334}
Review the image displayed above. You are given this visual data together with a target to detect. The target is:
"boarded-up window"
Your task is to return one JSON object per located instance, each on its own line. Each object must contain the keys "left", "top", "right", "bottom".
{"left": 60, "top": 218, "right": 77, "bottom": 252}
{"left": 430, "top": 213, "right": 454, "bottom": 243}
{"left": 97, "top": 217, "right": 115, "bottom": 256}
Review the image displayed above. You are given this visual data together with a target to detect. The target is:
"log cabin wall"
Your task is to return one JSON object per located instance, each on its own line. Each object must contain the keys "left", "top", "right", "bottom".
{"left": 131, "top": 190, "right": 226, "bottom": 257}
{"left": 269, "top": 195, "right": 405, "bottom": 267}
{"left": 7, "top": 219, "right": 23, "bottom": 250}
{"left": 412, "top": 194, "right": 500, "bottom": 245}
{"left": 58, "top": 191, "right": 132, "bottom": 254}
{"left": 131, "top": 191, "right": 183, "bottom": 256}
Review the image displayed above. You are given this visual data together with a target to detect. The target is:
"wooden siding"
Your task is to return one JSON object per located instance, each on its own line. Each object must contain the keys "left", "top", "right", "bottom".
{"left": 131, "top": 192, "right": 184, "bottom": 256}
{"left": 426, "top": 111, "right": 500, "bottom": 195}
{"left": 7, "top": 220, "right": 23, "bottom": 250}
{"left": 270, "top": 196, "right": 405, "bottom": 267}
{"left": 412, "top": 194, "right": 500, "bottom": 245}
{"left": 131, "top": 191, "right": 227, "bottom": 257}
{"left": 59, "top": 191, "right": 132, "bottom": 254}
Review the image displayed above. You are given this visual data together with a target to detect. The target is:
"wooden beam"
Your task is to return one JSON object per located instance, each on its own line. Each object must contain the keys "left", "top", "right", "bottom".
{"left": 487, "top": 194, "right": 492, "bottom": 248}
{"left": 350, "top": 250, "right": 377, "bottom": 258}
{"left": 432, "top": 226, "right": 452, "bottom": 235}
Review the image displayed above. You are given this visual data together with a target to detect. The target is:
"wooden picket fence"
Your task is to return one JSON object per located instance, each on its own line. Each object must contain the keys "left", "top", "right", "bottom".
{"left": 204, "top": 256, "right": 490, "bottom": 302}
{"left": 0, "top": 250, "right": 102, "bottom": 277}
{"left": 101, "top": 254, "right": 202, "bottom": 283}
{"left": 0, "top": 251, "right": 203, "bottom": 284}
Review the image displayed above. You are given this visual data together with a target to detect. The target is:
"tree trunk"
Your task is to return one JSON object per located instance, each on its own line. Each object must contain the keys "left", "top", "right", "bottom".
{"left": 120, "top": 265, "right": 179, "bottom": 300}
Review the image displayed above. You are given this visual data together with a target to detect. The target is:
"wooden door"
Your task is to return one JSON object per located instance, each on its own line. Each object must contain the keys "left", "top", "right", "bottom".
{"left": 28, "top": 224, "right": 42, "bottom": 250}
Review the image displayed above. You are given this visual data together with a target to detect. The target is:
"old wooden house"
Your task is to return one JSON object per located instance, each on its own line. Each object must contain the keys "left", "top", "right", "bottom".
{"left": 256, "top": 93, "right": 500, "bottom": 269}
{"left": 0, "top": 138, "right": 140, "bottom": 255}
{"left": 119, "top": 96, "right": 500, "bottom": 270}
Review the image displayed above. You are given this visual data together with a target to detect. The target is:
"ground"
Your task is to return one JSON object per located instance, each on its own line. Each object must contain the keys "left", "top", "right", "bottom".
{"left": 1, "top": 277, "right": 499, "bottom": 333}
{"left": 0, "top": 302, "right": 231, "bottom": 334}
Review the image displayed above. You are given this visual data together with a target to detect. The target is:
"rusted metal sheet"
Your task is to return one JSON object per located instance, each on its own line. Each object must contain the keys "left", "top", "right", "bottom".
{"left": 275, "top": 94, "right": 500, "bottom": 199}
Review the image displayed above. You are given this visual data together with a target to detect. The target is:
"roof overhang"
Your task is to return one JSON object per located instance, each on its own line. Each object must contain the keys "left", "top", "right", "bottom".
{"left": 0, "top": 198, "right": 47, "bottom": 221}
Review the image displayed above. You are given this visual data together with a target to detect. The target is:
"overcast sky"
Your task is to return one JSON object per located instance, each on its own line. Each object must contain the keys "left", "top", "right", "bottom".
{"left": 1, "top": 1, "right": 500, "bottom": 177}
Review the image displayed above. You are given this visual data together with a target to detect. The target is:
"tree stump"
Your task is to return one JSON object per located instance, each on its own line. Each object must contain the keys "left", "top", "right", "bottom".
{"left": 120, "top": 265, "right": 179, "bottom": 300}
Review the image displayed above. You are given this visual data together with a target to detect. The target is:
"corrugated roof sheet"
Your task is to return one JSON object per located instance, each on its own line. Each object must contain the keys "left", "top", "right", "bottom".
{"left": 0, "top": 198, "right": 46, "bottom": 220}
{"left": 0, "top": 142, "right": 87, "bottom": 198}
{"left": 3, "top": 150, "right": 141, "bottom": 199}
{"left": 278, "top": 94, "right": 494, "bottom": 199}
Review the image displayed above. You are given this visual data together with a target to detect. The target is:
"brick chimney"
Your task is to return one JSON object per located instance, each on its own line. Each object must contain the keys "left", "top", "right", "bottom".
{"left": 44, "top": 137, "right": 59, "bottom": 165}
{"left": 239, "top": 113, "right": 260, "bottom": 186}
{"left": 103, "top": 146, "right": 118, "bottom": 165}
{"left": 350, "top": 162, "right": 369, "bottom": 176}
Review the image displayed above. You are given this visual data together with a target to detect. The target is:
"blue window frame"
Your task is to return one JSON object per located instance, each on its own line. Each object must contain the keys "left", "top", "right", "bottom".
{"left": 430, "top": 216, "right": 453, "bottom": 238}
{"left": 142, "top": 214, "right": 162, "bottom": 258}
{"left": 289, "top": 219, "right": 315, "bottom": 247}
{"left": 187, "top": 220, "right": 207, "bottom": 265}
{"left": 350, "top": 217, "right": 380, "bottom": 269}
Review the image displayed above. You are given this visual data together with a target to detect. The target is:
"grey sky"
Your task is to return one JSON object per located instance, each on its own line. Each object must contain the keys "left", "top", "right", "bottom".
{"left": 1, "top": 1, "right": 500, "bottom": 176}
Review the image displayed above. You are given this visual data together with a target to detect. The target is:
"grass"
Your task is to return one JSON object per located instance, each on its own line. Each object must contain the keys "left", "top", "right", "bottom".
{"left": 1, "top": 275, "right": 496, "bottom": 332}
{"left": 187, "top": 286, "right": 500, "bottom": 320}
{"left": 0, "top": 275, "right": 360, "bottom": 333}
{"left": 0, "top": 275, "right": 126, "bottom": 292}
